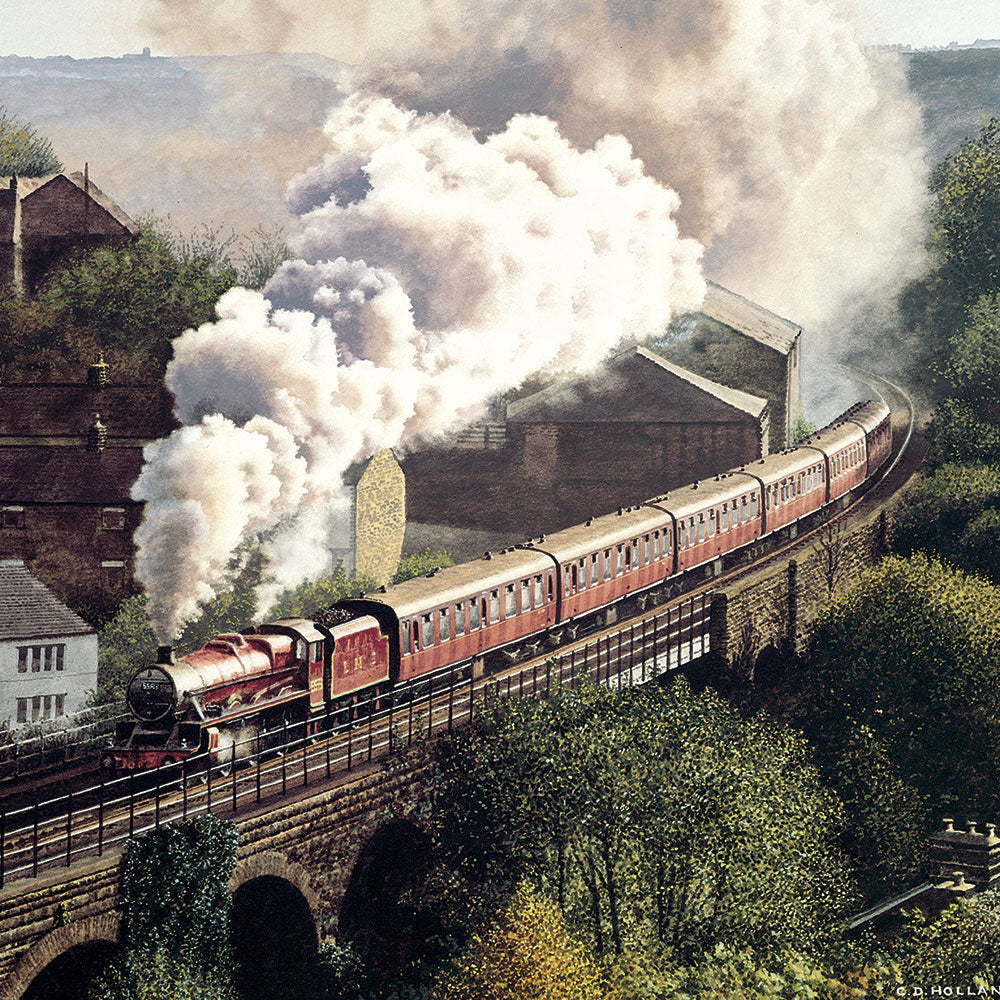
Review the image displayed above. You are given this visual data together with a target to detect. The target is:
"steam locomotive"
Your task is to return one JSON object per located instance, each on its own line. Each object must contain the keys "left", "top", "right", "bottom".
{"left": 104, "top": 399, "right": 891, "bottom": 773}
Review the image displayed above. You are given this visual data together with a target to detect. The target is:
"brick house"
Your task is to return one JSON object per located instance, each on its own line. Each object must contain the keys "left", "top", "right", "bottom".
{"left": 0, "top": 559, "right": 98, "bottom": 728}
{"left": 660, "top": 281, "right": 802, "bottom": 448}
{"left": 0, "top": 365, "right": 176, "bottom": 618}
{"left": 0, "top": 170, "right": 139, "bottom": 294}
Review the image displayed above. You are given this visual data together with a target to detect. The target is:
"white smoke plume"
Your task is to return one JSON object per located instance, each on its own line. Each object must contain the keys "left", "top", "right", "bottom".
{"left": 141, "top": 0, "right": 931, "bottom": 331}
{"left": 132, "top": 98, "right": 706, "bottom": 640}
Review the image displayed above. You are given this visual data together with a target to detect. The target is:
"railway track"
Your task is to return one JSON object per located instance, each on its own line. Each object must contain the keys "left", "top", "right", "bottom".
{"left": 0, "top": 372, "right": 920, "bottom": 888}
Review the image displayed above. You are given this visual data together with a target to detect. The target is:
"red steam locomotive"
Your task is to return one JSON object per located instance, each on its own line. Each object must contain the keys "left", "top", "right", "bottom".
{"left": 105, "top": 400, "right": 891, "bottom": 773}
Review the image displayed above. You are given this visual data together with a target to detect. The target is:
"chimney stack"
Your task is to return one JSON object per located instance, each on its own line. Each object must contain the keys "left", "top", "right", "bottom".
{"left": 87, "top": 413, "right": 107, "bottom": 453}
{"left": 156, "top": 645, "right": 174, "bottom": 665}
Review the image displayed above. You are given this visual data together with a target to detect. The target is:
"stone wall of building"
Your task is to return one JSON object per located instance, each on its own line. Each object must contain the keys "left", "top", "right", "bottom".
{"left": 353, "top": 449, "right": 406, "bottom": 587}
{"left": 664, "top": 319, "right": 798, "bottom": 449}
{"left": 0, "top": 500, "right": 141, "bottom": 616}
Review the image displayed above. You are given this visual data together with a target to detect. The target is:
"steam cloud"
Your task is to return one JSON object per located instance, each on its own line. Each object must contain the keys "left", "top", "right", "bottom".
{"left": 131, "top": 0, "right": 932, "bottom": 638}
{"left": 132, "top": 98, "right": 705, "bottom": 639}
{"left": 141, "top": 0, "right": 931, "bottom": 330}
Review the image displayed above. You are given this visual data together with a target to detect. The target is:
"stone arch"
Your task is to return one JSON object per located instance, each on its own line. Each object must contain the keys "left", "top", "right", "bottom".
{"left": 338, "top": 818, "right": 436, "bottom": 984}
{"left": 4, "top": 913, "right": 121, "bottom": 1000}
{"left": 230, "top": 853, "right": 320, "bottom": 1000}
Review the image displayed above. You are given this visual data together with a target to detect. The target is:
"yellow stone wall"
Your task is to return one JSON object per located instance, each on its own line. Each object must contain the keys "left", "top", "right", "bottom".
{"left": 353, "top": 449, "right": 406, "bottom": 586}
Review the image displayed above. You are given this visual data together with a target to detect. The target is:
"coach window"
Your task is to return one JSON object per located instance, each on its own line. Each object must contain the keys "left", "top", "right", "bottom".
{"left": 750, "top": 493, "right": 758, "bottom": 518}
{"left": 604, "top": 550, "right": 612, "bottom": 580}
{"left": 470, "top": 600, "right": 481, "bottom": 630}
{"left": 624, "top": 545, "right": 632, "bottom": 572}
{"left": 578, "top": 559, "right": 588, "bottom": 589}
{"left": 505, "top": 585, "right": 516, "bottom": 618}
{"left": 533, "top": 576, "right": 544, "bottom": 608}
{"left": 765, "top": 487, "right": 772, "bottom": 511}
{"left": 740, "top": 498, "right": 748, "bottom": 523}
{"left": 455, "top": 604, "right": 466, "bottom": 635}
{"left": 697, "top": 515, "right": 706, "bottom": 543}
{"left": 653, "top": 531, "right": 661, "bottom": 558}
{"left": 521, "top": 579, "right": 532, "bottom": 612}
{"left": 412, "top": 620, "right": 421, "bottom": 652}
{"left": 564, "top": 569, "right": 572, "bottom": 596}
{"left": 643, "top": 534, "right": 651, "bottom": 562}
{"left": 422, "top": 615, "right": 434, "bottom": 648}
{"left": 439, "top": 609, "right": 451, "bottom": 641}
{"left": 547, "top": 575, "right": 554, "bottom": 601}
{"left": 402, "top": 622, "right": 411, "bottom": 655}
{"left": 590, "top": 554, "right": 599, "bottom": 584}
{"left": 490, "top": 591, "right": 500, "bottom": 624}
{"left": 571, "top": 564, "right": 579, "bottom": 593}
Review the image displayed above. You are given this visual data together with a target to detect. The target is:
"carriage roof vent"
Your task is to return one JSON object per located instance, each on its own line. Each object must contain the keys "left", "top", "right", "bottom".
{"left": 538, "top": 533, "right": 546, "bottom": 542}
{"left": 585, "top": 518, "right": 593, "bottom": 526}
{"left": 484, "top": 550, "right": 493, "bottom": 560}
{"left": 378, "top": 585, "right": 387, "bottom": 593}
{"left": 617, "top": 507, "right": 624, "bottom": 516}
{"left": 692, "top": 481, "right": 699, "bottom": 488}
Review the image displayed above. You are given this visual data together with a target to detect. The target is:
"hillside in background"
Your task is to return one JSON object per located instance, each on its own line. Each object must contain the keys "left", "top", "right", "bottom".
{"left": 0, "top": 52, "right": 346, "bottom": 234}
{"left": 907, "top": 48, "right": 1000, "bottom": 162}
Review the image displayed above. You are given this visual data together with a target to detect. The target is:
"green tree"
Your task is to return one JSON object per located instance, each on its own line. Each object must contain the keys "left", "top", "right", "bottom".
{"left": 890, "top": 463, "right": 1000, "bottom": 583}
{"left": 0, "top": 106, "right": 61, "bottom": 175}
{"left": 96, "top": 594, "right": 158, "bottom": 704}
{"left": 265, "top": 566, "right": 376, "bottom": 621}
{"left": 93, "top": 816, "right": 240, "bottom": 999}
{"left": 393, "top": 548, "right": 456, "bottom": 585}
{"left": 932, "top": 116, "right": 1000, "bottom": 306}
{"left": 890, "top": 891, "right": 1000, "bottom": 989}
{"left": 433, "top": 883, "right": 618, "bottom": 1000}
{"left": 433, "top": 679, "right": 856, "bottom": 964}
{"left": 803, "top": 554, "right": 1000, "bottom": 821}
{"left": 37, "top": 223, "right": 237, "bottom": 364}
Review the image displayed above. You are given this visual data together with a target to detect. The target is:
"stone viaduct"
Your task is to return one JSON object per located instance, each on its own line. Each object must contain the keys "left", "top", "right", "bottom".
{"left": 0, "top": 499, "right": 891, "bottom": 999}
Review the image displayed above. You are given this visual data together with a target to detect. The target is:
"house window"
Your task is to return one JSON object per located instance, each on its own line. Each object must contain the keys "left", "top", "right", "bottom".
{"left": 55, "top": 694, "right": 65, "bottom": 717}
{"left": 1, "top": 506, "right": 24, "bottom": 529}
{"left": 101, "top": 560, "right": 126, "bottom": 589}
{"left": 31, "top": 646, "right": 41, "bottom": 672}
{"left": 16, "top": 698, "right": 27, "bottom": 724}
{"left": 31, "top": 696, "right": 40, "bottom": 722}
{"left": 101, "top": 507, "right": 126, "bottom": 531}
{"left": 43, "top": 695, "right": 52, "bottom": 720}
{"left": 44, "top": 646, "right": 53, "bottom": 671}
{"left": 19, "top": 642, "right": 66, "bottom": 674}
{"left": 17, "top": 647, "right": 28, "bottom": 673}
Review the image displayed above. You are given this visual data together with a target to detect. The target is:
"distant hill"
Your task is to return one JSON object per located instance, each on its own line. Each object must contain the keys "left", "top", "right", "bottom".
{"left": 906, "top": 48, "right": 1000, "bottom": 161}
{"left": 0, "top": 52, "right": 348, "bottom": 234}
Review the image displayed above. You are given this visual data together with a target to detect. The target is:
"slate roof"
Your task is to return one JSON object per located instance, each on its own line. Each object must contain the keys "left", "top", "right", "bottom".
{"left": 0, "top": 172, "right": 139, "bottom": 235}
{"left": 0, "top": 383, "right": 176, "bottom": 439}
{"left": 0, "top": 446, "right": 144, "bottom": 504}
{"left": 506, "top": 346, "right": 768, "bottom": 425}
{"left": 696, "top": 282, "right": 801, "bottom": 354}
{"left": 0, "top": 560, "right": 95, "bottom": 641}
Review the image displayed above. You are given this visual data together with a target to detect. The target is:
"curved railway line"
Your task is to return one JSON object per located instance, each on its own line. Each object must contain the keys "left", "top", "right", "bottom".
{"left": 0, "top": 370, "right": 922, "bottom": 888}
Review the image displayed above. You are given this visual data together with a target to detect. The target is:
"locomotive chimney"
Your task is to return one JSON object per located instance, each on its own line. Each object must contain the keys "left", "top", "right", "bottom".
{"left": 156, "top": 645, "right": 174, "bottom": 664}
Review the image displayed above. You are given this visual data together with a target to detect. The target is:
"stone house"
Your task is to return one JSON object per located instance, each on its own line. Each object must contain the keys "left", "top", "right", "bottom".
{"left": 0, "top": 559, "right": 98, "bottom": 727}
{"left": 661, "top": 281, "right": 802, "bottom": 449}
{"left": 0, "top": 170, "right": 139, "bottom": 294}
{"left": 403, "top": 346, "right": 768, "bottom": 539}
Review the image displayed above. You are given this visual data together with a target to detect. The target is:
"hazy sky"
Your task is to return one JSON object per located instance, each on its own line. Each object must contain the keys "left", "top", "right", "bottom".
{"left": 3, "top": 0, "right": 998, "bottom": 59}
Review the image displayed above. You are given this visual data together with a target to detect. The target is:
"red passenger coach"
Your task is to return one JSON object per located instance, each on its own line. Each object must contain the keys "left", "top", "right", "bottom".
{"left": 540, "top": 506, "right": 676, "bottom": 622}
{"left": 653, "top": 473, "right": 762, "bottom": 573}
{"left": 851, "top": 400, "right": 892, "bottom": 476}
{"left": 343, "top": 547, "right": 559, "bottom": 681}
{"left": 746, "top": 448, "right": 827, "bottom": 533}
{"left": 809, "top": 420, "right": 868, "bottom": 501}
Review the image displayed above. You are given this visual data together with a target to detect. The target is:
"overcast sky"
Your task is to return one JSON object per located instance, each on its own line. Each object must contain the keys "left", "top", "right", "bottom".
{"left": 3, "top": 0, "right": 998, "bottom": 59}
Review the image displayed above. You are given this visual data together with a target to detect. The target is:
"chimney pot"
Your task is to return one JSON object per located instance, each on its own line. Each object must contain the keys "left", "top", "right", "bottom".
{"left": 87, "top": 353, "right": 109, "bottom": 389}
{"left": 943, "top": 817, "right": 955, "bottom": 832}
{"left": 87, "top": 412, "right": 107, "bottom": 453}
{"left": 967, "top": 819, "right": 979, "bottom": 835}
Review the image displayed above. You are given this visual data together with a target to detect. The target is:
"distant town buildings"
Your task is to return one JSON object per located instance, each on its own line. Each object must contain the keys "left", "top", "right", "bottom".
{"left": 0, "top": 559, "right": 98, "bottom": 728}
